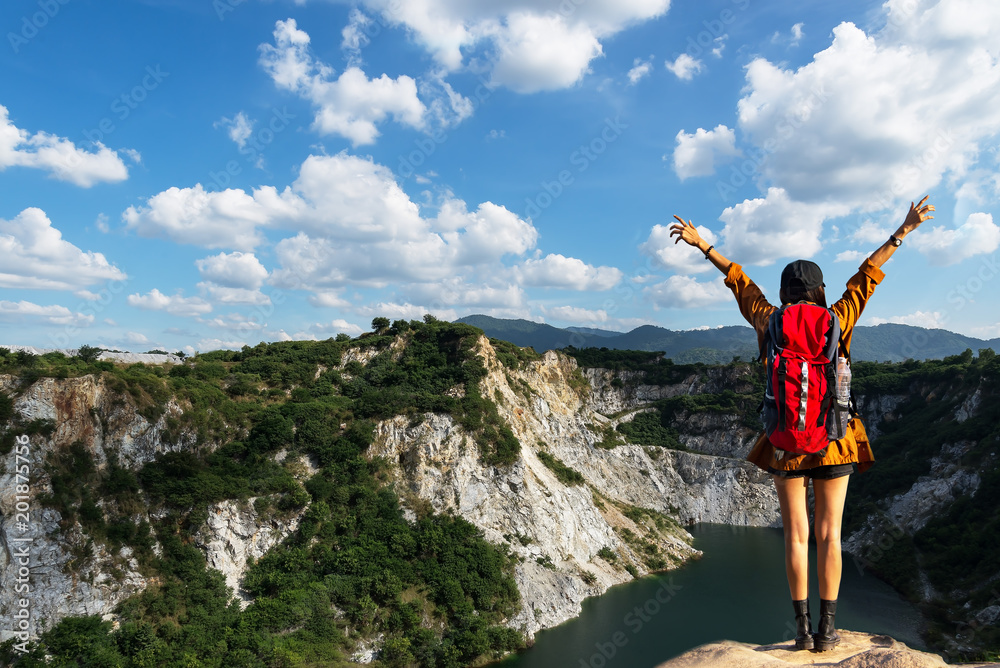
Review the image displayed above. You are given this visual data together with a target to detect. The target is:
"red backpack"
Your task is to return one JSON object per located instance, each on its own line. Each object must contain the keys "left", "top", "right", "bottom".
{"left": 761, "top": 303, "right": 849, "bottom": 456}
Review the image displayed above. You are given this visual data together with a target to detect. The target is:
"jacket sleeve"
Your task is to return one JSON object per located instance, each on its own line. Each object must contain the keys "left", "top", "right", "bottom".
{"left": 831, "top": 258, "right": 886, "bottom": 356}
{"left": 723, "top": 262, "right": 776, "bottom": 352}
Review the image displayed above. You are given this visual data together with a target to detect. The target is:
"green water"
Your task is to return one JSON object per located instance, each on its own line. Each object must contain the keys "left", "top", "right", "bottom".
{"left": 497, "top": 524, "right": 925, "bottom": 668}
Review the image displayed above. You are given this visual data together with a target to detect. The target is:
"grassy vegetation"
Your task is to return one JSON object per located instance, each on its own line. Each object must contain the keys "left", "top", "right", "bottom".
{"left": 536, "top": 450, "right": 585, "bottom": 486}
{"left": 0, "top": 321, "right": 527, "bottom": 667}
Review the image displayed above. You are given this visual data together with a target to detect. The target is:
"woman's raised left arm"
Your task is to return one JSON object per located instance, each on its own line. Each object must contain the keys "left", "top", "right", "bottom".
{"left": 669, "top": 215, "right": 733, "bottom": 274}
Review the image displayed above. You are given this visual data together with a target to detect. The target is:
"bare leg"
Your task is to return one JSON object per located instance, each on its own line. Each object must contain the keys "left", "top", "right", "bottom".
{"left": 773, "top": 475, "right": 810, "bottom": 601}
{"left": 814, "top": 475, "right": 850, "bottom": 600}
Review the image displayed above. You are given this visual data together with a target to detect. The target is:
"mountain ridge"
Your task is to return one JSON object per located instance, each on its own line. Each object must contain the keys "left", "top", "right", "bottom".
{"left": 456, "top": 315, "right": 1000, "bottom": 363}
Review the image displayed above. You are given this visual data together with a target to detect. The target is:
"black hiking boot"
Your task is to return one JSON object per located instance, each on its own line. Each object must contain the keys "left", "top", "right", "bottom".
{"left": 792, "top": 599, "right": 814, "bottom": 650}
{"left": 814, "top": 598, "right": 841, "bottom": 651}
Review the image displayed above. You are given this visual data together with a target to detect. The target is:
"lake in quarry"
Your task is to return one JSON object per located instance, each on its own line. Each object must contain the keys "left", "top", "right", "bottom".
{"left": 497, "top": 523, "right": 925, "bottom": 668}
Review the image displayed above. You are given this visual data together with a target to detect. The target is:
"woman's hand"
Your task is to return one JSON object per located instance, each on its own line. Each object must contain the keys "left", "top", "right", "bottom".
{"left": 669, "top": 215, "right": 705, "bottom": 249}
{"left": 895, "top": 196, "right": 934, "bottom": 238}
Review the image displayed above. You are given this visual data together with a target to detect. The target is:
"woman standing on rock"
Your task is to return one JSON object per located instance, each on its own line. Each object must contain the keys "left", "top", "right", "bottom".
{"left": 668, "top": 197, "right": 934, "bottom": 651}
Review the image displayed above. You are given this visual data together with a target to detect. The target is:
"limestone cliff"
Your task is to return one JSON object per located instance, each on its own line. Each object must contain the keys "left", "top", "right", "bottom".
{"left": 368, "top": 339, "right": 778, "bottom": 638}
{"left": 0, "top": 340, "right": 775, "bottom": 646}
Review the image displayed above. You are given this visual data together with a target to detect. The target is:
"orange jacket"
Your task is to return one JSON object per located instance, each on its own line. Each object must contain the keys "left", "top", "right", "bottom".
{"left": 723, "top": 258, "right": 883, "bottom": 473}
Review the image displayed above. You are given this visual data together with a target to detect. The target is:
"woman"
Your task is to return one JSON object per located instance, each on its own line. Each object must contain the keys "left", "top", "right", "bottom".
{"left": 668, "top": 196, "right": 934, "bottom": 651}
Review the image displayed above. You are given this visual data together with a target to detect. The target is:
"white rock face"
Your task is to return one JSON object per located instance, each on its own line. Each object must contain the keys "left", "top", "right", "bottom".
{"left": 195, "top": 499, "right": 305, "bottom": 607}
{"left": 369, "top": 340, "right": 780, "bottom": 638}
{"left": 0, "top": 373, "right": 299, "bottom": 642}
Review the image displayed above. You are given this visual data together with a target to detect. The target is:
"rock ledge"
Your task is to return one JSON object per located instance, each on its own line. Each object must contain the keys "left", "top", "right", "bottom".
{"left": 657, "top": 631, "right": 999, "bottom": 667}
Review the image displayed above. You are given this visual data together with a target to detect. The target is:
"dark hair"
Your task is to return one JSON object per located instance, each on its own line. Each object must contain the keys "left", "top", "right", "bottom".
{"left": 780, "top": 284, "right": 827, "bottom": 307}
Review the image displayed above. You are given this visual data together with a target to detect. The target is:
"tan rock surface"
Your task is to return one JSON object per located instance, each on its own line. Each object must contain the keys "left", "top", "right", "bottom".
{"left": 657, "top": 631, "right": 999, "bottom": 667}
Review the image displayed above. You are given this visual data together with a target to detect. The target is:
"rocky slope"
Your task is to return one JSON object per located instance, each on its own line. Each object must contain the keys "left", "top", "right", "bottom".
{"left": 369, "top": 339, "right": 777, "bottom": 638}
{"left": 657, "top": 630, "right": 999, "bottom": 667}
{"left": 0, "top": 374, "right": 308, "bottom": 642}
{"left": 0, "top": 338, "right": 779, "bottom": 647}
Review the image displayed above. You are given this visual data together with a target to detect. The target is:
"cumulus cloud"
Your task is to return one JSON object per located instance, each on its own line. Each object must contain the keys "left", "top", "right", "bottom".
{"left": 126, "top": 152, "right": 546, "bottom": 312}
{"left": 850, "top": 220, "right": 893, "bottom": 244}
{"left": 718, "top": 187, "right": 850, "bottom": 266}
{"left": 355, "top": 302, "right": 458, "bottom": 322}
{"left": 0, "top": 300, "right": 94, "bottom": 327}
{"left": 644, "top": 275, "right": 731, "bottom": 309}
{"left": 516, "top": 253, "right": 622, "bottom": 290}
{"left": 546, "top": 305, "right": 608, "bottom": 323}
{"left": 299, "top": 319, "right": 365, "bottom": 339}
{"left": 665, "top": 54, "right": 703, "bottom": 80}
{"left": 216, "top": 112, "right": 254, "bottom": 150}
{"left": 259, "top": 19, "right": 426, "bottom": 145}
{"left": 627, "top": 57, "right": 654, "bottom": 85}
{"left": 491, "top": 12, "right": 603, "bottom": 93}
{"left": 869, "top": 310, "right": 947, "bottom": 328}
{"left": 834, "top": 250, "right": 867, "bottom": 263}
{"left": 332, "top": 0, "right": 669, "bottom": 93}
{"left": 196, "top": 251, "right": 268, "bottom": 289}
{"left": 640, "top": 223, "right": 718, "bottom": 275}
{"left": 735, "top": 2, "right": 1000, "bottom": 210}
{"left": 673, "top": 125, "right": 741, "bottom": 179}
{"left": 909, "top": 212, "right": 1000, "bottom": 266}
{"left": 128, "top": 289, "right": 212, "bottom": 317}
{"left": 0, "top": 105, "right": 130, "bottom": 187}
{"left": 0, "top": 208, "right": 127, "bottom": 290}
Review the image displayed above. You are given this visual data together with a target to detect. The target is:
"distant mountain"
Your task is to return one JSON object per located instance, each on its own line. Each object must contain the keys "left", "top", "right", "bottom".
{"left": 455, "top": 315, "right": 1000, "bottom": 363}
{"left": 565, "top": 326, "right": 622, "bottom": 338}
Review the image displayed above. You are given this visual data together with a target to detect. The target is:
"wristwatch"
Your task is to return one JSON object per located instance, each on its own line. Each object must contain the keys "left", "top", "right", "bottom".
{"left": 889, "top": 235, "right": 902, "bottom": 247}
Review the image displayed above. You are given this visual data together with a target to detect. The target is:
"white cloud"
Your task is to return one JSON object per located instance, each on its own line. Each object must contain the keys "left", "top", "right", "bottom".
{"left": 735, "top": 3, "right": 1000, "bottom": 210}
{"left": 259, "top": 19, "right": 425, "bottom": 146}
{"left": 850, "top": 220, "right": 892, "bottom": 244}
{"left": 644, "top": 275, "right": 731, "bottom": 309}
{"left": 517, "top": 253, "right": 622, "bottom": 290}
{"left": 640, "top": 223, "right": 718, "bottom": 275}
{"left": 665, "top": 54, "right": 703, "bottom": 80}
{"left": 128, "top": 289, "right": 212, "bottom": 317}
{"left": 0, "top": 300, "right": 94, "bottom": 327}
{"left": 834, "top": 250, "right": 866, "bottom": 263}
{"left": 719, "top": 187, "right": 849, "bottom": 266}
{"left": 341, "top": 8, "right": 374, "bottom": 63}
{"left": 355, "top": 302, "right": 458, "bottom": 322}
{"left": 123, "top": 184, "right": 280, "bottom": 250}
{"left": 491, "top": 12, "right": 603, "bottom": 93}
{"left": 125, "top": 331, "right": 150, "bottom": 344}
{"left": 196, "top": 251, "right": 268, "bottom": 289}
{"left": 195, "top": 337, "right": 248, "bottom": 352}
{"left": 299, "top": 319, "right": 365, "bottom": 339}
{"left": 336, "top": 0, "right": 669, "bottom": 93}
{"left": 869, "top": 310, "right": 946, "bottom": 328}
{"left": 791, "top": 22, "right": 804, "bottom": 45}
{"left": 201, "top": 313, "right": 266, "bottom": 332}
{"left": 0, "top": 208, "right": 127, "bottom": 290}
{"left": 711, "top": 35, "right": 728, "bottom": 58}
{"left": 546, "top": 305, "right": 608, "bottom": 324}
{"left": 0, "top": 105, "right": 129, "bottom": 187}
{"left": 199, "top": 285, "right": 271, "bottom": 305}
{"left": 308, "top": 291, "right": 351, "bottom": 308}
{"left": 627, "top": 57, "right": 654, "bottom": 85}
{"left": 216, "top": 112, "right": 254, "bottom": 149}
{"left": 673, "top": 124, "right": 740, "bottom": 179}
{"left": 909, "top": 212, "right": 1000, "bottom": 266}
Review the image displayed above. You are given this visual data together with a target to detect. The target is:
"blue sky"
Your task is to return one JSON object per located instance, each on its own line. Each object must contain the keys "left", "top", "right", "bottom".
{"left": 1, "top": 0, "right": 999, "bottom": 353}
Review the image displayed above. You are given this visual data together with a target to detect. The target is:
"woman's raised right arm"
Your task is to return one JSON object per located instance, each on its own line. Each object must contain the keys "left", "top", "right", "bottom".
{"left": 868, "top": 196, "right": 934, "bottom": 268}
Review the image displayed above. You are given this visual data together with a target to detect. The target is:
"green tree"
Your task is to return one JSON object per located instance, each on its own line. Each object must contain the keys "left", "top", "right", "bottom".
{"left": 372, "top": 317, "right": 391, "bottom": 334}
